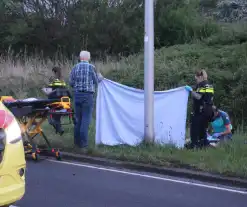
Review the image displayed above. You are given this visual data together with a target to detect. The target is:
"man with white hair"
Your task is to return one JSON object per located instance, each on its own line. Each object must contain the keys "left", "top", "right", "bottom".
{"left": 69, "top": 50, "right": 103, "bottom": 148}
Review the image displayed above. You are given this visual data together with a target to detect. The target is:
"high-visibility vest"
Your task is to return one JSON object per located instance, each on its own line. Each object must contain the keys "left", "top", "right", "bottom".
{"left": 193, "top": 82, "right": 214, "bottom": 116}
{"left": 48, "top": 79, "right": 67, "bottom": 89}
{"left": 196, "top": 84, "right": 214, "bottom": 94}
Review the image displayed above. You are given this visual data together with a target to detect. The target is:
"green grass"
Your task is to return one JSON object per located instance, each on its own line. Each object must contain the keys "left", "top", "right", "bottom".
{"left": 2, "top": 40, "right": 247, "bottom": 125}
{"left": 2, "top": 21, "right": 247, "bottom": 179}
{"left": 36, "top": 118, "right": 247, "bottom": 179}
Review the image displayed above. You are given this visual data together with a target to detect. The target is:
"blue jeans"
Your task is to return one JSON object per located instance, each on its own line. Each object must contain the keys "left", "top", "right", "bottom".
{"left": 218, "top": 133, "right": 232, "bottom": 141}
{"left": 73, "top": 92, "right": 94, "bottom": 147}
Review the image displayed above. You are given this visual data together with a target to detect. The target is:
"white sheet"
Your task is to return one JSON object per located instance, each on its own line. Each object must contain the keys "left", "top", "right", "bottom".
{"left": 22, "top": 98, "right": 38, "bottom": 101}
{"left": 96, "top": 79, "right": 189, "bottom": 148}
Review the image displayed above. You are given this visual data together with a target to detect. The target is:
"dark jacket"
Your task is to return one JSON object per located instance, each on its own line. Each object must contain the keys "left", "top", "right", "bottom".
{"left": 47, "top": 79, "right": 72, "bottom": 99}
{"left": 192, "top": 80, "right": 214, "bottom": 119}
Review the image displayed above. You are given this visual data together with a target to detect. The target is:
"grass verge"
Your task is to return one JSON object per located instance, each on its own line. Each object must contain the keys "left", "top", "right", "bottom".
{"left": 38, "top": 118, "right": 247, "bottom": 179}
{"left": 3, "top": 41, "right": 247, "bottom": 126}
{"left": 2, "top": 25, "right": 247, "bottom": 179}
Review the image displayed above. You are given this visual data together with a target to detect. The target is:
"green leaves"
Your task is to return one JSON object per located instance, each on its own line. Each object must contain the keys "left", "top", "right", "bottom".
{"left": 106, "top": 41, "right": 247, "bottom": 125}
{"left": 0, "top": 0, "right": 219, "bottom": 58}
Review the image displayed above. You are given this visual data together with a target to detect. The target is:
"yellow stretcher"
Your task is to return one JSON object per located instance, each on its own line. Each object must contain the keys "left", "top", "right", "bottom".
{"left": 0, "top": 96, "right": 73, "bottom": 161}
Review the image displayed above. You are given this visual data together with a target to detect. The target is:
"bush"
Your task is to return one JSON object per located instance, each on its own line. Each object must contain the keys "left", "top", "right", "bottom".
{"left": 106, "top": 42, "right": 247, "bottom": 126}
{"left": 2, "top": 39, "right": 247, "bottom": 126}
{"left": 0, "top": 0, "right": 219, "bottom": 58}
{"left": 204, "top": 22, "right": 247, "bottom": 45}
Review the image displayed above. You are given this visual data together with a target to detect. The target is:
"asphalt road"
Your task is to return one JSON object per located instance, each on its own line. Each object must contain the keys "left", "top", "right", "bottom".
{"left": 16, "top": 158, "right": 247, "bottom": 207}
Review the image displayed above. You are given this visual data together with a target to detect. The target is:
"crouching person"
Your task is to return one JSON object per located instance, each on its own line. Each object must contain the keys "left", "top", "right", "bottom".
{"left": 42, "top": 66, "right": 72, "bottom": 135}
{"left": 208, "top": 106, "right": 233, "bottom": 146}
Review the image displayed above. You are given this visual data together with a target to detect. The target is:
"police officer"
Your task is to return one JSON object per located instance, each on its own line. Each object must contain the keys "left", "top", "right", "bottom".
{"left": 185, "top": 69, "right": 214, "bottom": 149}
{"left": 42, "top": 67, "right": 71, "bottom": 135}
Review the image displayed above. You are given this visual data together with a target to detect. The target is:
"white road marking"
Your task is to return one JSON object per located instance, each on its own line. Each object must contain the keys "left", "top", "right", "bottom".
{"left": 48, "top": 159, "right": 247, "bottom": 195}
{"left": 10, "top": 205, "right": 19, "bottom": 207}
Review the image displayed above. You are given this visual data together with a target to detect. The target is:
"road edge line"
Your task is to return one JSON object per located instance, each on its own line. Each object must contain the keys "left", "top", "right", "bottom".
{"left": 45, "top": 152, "right": 247, "bottom": 189}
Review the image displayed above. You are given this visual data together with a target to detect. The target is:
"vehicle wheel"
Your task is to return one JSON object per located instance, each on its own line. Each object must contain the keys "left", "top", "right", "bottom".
{"left": 55, "top": 151, "right": 62, "bottom": 160}
{"left": 31, "top": 152, "right": 39, "bottom": 161}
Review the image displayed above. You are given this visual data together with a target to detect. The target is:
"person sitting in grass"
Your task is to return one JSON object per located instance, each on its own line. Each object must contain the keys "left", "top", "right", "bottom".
{"left": 207, "top": 106, "right": 233, "bottom": 146}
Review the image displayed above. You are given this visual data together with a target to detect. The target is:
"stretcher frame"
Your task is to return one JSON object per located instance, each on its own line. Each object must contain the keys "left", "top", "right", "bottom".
{"left": 0, "top": 96, "right": 73, "bottom": 161}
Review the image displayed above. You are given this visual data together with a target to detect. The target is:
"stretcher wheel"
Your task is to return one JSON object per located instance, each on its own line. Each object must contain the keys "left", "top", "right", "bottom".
{"left": 31, "top": 152, "right": 39, "bottom": 161}
{"left": 55, "top": 151, "right": 62, "bottom": 160}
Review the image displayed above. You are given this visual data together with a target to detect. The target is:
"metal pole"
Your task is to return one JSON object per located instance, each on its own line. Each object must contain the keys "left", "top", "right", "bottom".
{"left": 144, "top": 0, "right": 154, "bottom": 143}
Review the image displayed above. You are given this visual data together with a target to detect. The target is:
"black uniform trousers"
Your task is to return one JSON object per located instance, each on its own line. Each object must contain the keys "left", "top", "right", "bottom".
{"left": 47, "top": 88, "right": 71, "bottom": 135}
{"left": 190, "top": 113, "right": 210, "bottom": 148}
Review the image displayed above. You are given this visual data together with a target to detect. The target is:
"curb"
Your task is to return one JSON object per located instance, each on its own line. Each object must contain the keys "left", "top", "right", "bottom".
{"left": 54, "top": 152, "right": 247, "bottom": 189}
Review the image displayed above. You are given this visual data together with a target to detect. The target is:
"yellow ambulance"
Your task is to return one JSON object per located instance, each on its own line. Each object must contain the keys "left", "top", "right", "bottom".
{"left": 0, "top": 101, "right": 26, "bottom": 207}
